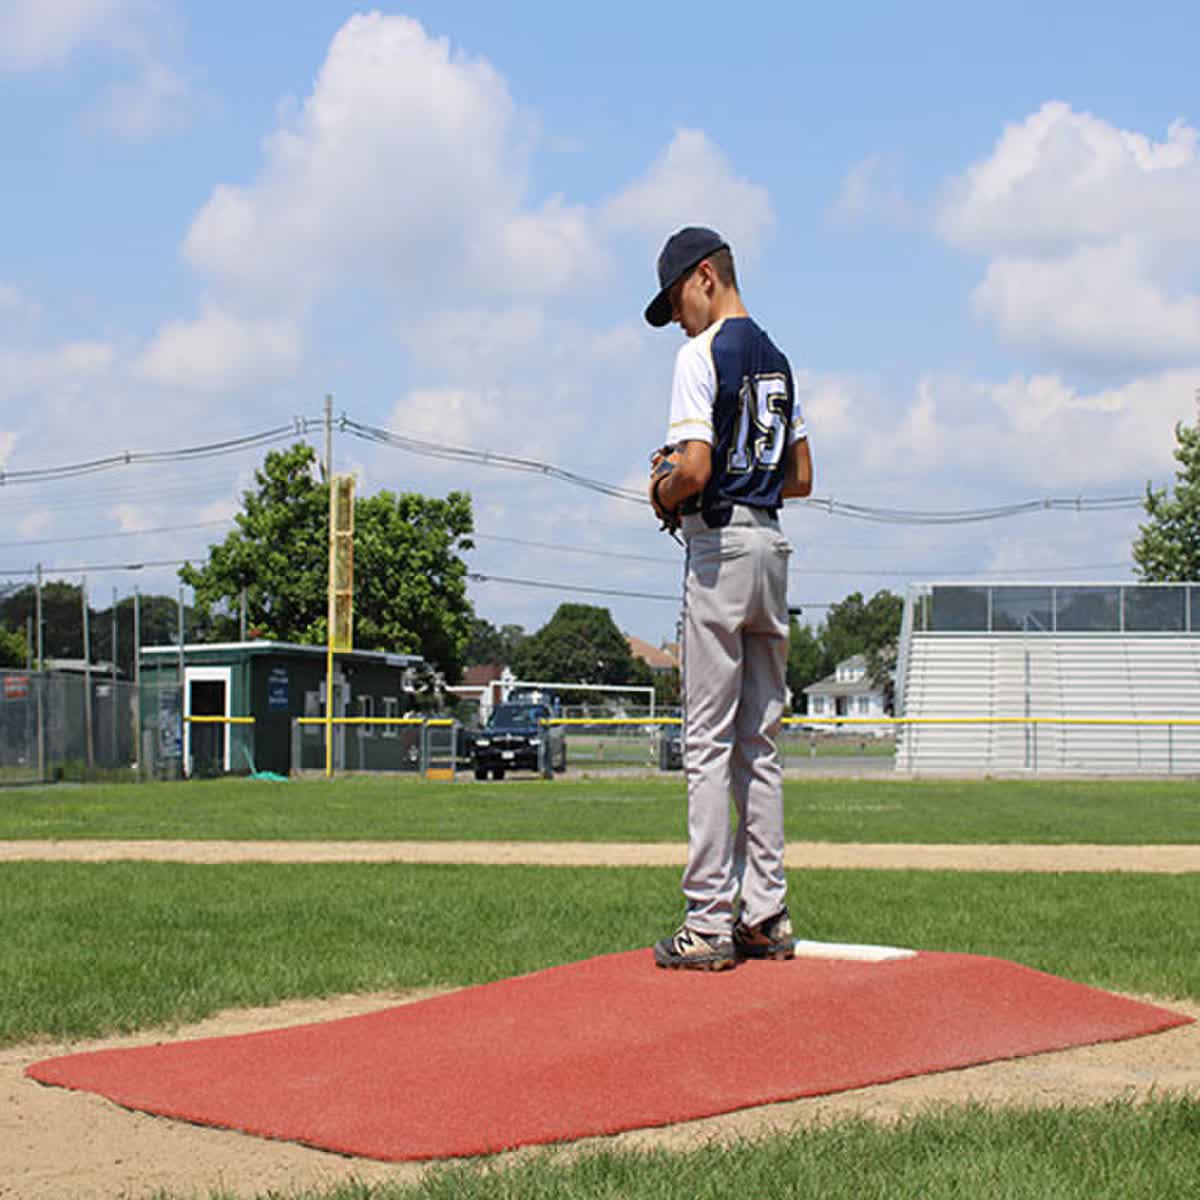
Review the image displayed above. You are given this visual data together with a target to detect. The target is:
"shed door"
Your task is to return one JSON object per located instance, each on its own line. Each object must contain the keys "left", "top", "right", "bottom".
{"left": 185, "top": 666, "right": 231, "bottom": 775}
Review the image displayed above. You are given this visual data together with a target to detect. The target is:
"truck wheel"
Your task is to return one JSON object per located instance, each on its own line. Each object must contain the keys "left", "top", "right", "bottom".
{"left": 474, "top": 767, "right": 487, "bottom": 781}
{"left": 555, "top": 746, "right": 567, "bottom": 773}
{"left": 492, "top": 767, "right": 506, "bottom": 781}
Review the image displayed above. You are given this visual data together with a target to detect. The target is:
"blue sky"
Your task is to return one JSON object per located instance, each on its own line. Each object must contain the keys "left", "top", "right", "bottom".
{"left": 2, "top": 1, "right": 1199, "bottom": 648}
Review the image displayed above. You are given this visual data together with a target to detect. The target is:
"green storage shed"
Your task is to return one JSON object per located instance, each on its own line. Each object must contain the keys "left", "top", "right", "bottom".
{"left": 139, "top": 640, "right": 426, "bottom": 776}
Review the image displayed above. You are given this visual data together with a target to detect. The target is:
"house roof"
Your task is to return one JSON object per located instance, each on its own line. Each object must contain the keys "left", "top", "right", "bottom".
{"left": 805, "top": 679, "right": 878, "bottom": 698}
{"left": 802, "top": 653, "right": 879, "bottom": 698}
{"left": 627, "top": 635, "right": 677, "bottom": 671}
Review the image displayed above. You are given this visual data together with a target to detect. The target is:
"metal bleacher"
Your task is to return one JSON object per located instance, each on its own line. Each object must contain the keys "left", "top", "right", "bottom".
{"left": 895, "top": 583, "right": 1200, "bottom": 775}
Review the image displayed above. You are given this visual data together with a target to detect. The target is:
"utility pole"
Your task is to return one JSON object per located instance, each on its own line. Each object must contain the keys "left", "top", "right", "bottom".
{"left": 178, "top": 585, "right": 186, "bottom": 777}
{"left": 111, "top": 587, "right": 118, "bottom": 766}
{"left": 324, "top": 392, "right": 333, "bottom": 481}
{"left": 35, "top": 563, "right": 44, "bottom": 782}
{"left": 133, "top": 587, "right": 142, "bottom": 779}
{"left": 34, "top": 563, "right": 43, "bottom": 671}
{"left": 81, "top": 576, "right": 94, "bottom": 769}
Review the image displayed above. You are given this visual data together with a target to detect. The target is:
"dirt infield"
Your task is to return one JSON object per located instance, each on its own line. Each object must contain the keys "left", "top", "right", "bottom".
{"left": 4, "top": 840, "right": 1199, "bottom": 1200}
{"left": 4, "top": 839, "right": 1200, "bottom": 871}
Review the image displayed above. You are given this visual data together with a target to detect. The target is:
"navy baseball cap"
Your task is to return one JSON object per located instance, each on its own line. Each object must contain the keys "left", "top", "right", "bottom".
{"left": 644, "top": 226, "right": 728, "bottom": 327}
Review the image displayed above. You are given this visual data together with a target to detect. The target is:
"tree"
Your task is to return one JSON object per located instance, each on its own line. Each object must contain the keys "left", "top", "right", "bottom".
{"left": 0, "top": 625, "right": 25, "bottom": 668}
{"left": 463, "top": 617, "right": 526, "bottom": 667}
{"left": 786, "top": 619, "right": 826, "bottom": 712}
{"left": 815, "top": 589, "right": 904, "bottom": 713}
{"left": 1132, "top": 421, "right": 1200, "bottom": 580}
{"left": 0, "top": 586, "right": 201, "bottom": 674}
{"left": 512, "top": 604, "right": 642, "bottom": 688}
{"left": 179, "top": 443, "right": 475, "bottom": 681}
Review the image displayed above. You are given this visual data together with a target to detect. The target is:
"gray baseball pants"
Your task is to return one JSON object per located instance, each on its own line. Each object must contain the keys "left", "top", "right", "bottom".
{"left": 679, "top": 506, "right": 792, "bottom": 937}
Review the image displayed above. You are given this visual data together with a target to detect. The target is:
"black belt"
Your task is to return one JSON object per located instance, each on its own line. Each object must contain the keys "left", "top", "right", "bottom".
{"left": 681, "top": 501, "right": 779, "bottom": 529}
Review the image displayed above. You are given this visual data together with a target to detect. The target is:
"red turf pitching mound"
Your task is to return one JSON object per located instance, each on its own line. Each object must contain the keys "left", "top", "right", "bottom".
{"left": 26, "top": 950, "right": 1191, "bottom": 1161}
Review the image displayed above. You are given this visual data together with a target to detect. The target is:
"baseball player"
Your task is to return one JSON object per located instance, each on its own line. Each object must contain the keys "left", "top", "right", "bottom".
{"left": 646, "top": 226, "right": 813, "bottom": 970}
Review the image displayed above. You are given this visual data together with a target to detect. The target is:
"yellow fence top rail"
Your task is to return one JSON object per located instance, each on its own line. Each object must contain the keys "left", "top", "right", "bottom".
{"left": 782, "top": 716, "right": 1200, "bottom": 728}
{"left": 296, "top": 716, "right": 454, "bottom": 726}
{"left": 545, "top": 717, "right": 682, "bottom": 727}
{"left": 184, "top": 715, "right": 255, "bottom": 725}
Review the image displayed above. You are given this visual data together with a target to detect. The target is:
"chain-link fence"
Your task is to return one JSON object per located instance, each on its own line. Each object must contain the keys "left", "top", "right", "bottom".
{"left": 0, "top": 669, "right": 153, "bottom": 783}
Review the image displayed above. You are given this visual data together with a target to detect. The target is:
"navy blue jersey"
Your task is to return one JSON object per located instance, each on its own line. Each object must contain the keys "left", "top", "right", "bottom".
{"left": 666, "top": 317, "right": 806, "bottom": 521}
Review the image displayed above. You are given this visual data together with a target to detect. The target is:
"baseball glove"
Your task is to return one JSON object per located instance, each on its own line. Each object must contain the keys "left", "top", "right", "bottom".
{"left": 649, "top": 443, "right": 682, "bottom": 537}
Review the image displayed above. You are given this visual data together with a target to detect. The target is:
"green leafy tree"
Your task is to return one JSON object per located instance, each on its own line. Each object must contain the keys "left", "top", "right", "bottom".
{"left": 353, "top": 489, "right": 474, "bottom": 681}
{"left": 180, "top": 444, "right": 329, "bottom": 644}
{"left": 0, "top": 586, "right": 200, "bottom": 673}
{"left": 786, "top": 619, "right": 826, "bottom": 712}
{"left": 512, "top": 604, "right": 642, "bottom": 688}
{"left": 0, "top": 625, "right": 26, "bottom": 668}
{"left": 463, "top": 617, "right": 526, "bottom": 666}
{"left": 816, "top": 589, "right": 904, "bottom": 712}
{"left": 1133, "top": 421, "right": 1200, "bottom": 580}
{"left": 0, "top": 582, "right": 87, "bottom": 660}
{"left": 180, "top": 443, "right": 475, "bottom": 681}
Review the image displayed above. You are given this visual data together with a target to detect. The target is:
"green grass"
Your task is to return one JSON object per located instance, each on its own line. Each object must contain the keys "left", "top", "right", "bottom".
{"left": 0, "top": 773, "right": 1198, "bottom": 843}
{"left": 3, "top": 862, "right": 1197, "bottom": 1047}
{"left": 185, "top": 1098, "right": 1200, "bottom": 1199}
{"left": 192, "top": 1099, "right": 1200, "bottom": 1200}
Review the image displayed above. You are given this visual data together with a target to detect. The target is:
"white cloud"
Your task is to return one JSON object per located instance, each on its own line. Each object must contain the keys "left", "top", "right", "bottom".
{"left": 971, "top": 241, "right": 1200, "bottom": 368}
{"left": 833, "top": 153, "right": 909, "bottom": 224}
{"left": 17, "top": 507, "right": 52, "bottom": 539}
{"left": 0, "top": 0, "right": 146, "bottom": 69}
{"left": 602, "top": 128, "right": 774, "bottom": 260}
{"left": 91, "top": 57, "right": 191, "bottom": 139}
{"left": 387, "top": 387, "right": 504, "bottom": 449}
{"left": 854, "top": 368, "right": 1200, "bottom": 489}
{"left": 939, "top": 103, "right": 1200, "bottom": 371}
{"left": 401, "top": 307, "right": 546, "bottom": 381}
{"left": 939, "top": 102, "right": 1200, "bottom": 254}
{"left": 797, "top": 372, "right": 856, "bottom": 441}
{"left": 0, "top": 0, "right": 192, "bottom": 140}
{"left": 134, "top": 306, "right": 300, "bottom": 390}
{"left": 108, "top": 502, "right": 150, "bottom": 532}
{"left": 183, "top": 12, "right": 607, "bottom": 306}
{"left": 0, "top": 340, "right": 114, "bottom": 400}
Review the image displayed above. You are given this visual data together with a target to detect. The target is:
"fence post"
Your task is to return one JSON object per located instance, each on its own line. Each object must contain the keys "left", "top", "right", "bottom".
{"left": 290, "top": 719, "right": 301, "bottom": 776}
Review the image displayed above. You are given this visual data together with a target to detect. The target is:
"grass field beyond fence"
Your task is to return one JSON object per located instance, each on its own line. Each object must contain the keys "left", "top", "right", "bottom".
{"left": 1, "top": 774, "right": 1198, "bottom": 843}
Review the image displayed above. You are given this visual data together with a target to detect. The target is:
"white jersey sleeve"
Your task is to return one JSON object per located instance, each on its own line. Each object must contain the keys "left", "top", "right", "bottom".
{"left": 665, "top": 330, "right": 717, "bottom": 446}
{"left": 789, "top": 365, "right": 808, "bottom": 444}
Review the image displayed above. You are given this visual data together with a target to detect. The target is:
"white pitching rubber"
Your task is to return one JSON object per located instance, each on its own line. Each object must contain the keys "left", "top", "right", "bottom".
{"left": 791, "top": 939, "right": 917, "bottom": 963}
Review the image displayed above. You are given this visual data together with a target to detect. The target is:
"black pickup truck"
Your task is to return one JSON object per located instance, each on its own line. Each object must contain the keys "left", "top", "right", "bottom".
{"left": 472, "top": 702, "right": 567, "bottom": 780}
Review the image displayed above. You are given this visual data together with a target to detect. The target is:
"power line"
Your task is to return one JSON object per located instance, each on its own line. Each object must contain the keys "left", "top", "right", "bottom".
{"left": 0, "top": 423, "right": 312, "bottom": 486}
{"left": 0, "top": 519, "right": 234, "bottom": 550}
{"left": 342, "top": 418, "right": 641, "bottom": 504}
{"left": 0, "top": 413, "right": 1149, "bottom": 526}
{"left": 464, "top": 569, "right": 843, "bottom": 608}
{"left": 467, "top": 571, "right": 679, "bottom": 602}
{"left": 0, "top": 558, "right": 201, "bottom": 577}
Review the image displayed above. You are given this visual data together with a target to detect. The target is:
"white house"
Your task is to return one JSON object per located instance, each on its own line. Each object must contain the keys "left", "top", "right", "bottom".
{"left": 802, "top": 654, "right": 890, "bottom": 734}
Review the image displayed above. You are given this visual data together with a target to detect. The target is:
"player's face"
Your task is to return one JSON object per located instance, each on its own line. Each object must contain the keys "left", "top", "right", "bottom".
{"left": 670, "top": 262, "right": 712, "bottom": 337}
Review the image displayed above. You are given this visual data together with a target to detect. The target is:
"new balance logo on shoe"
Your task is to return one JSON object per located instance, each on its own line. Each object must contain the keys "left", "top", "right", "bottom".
{"left": 653, "top": 924, "right": 736, "bottom": 971}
